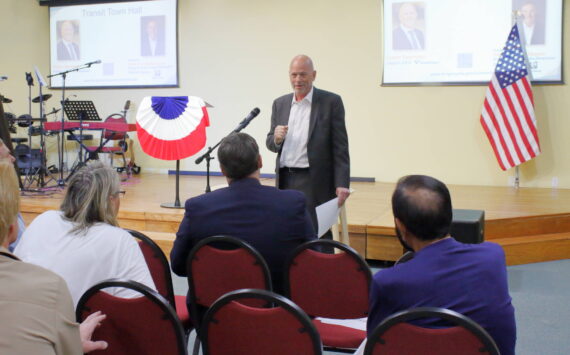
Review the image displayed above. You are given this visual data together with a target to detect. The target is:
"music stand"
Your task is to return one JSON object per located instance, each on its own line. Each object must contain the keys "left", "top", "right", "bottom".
{"left": 63, "top": 100, "right": 101, "bottom": 180}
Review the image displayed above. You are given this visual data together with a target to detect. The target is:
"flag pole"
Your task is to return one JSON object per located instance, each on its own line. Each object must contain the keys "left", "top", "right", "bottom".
{"left": 512, "top": 10, "right": 520, "bottom": 189}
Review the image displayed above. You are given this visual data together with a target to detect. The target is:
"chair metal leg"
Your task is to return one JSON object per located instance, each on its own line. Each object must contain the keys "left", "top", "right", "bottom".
{"left": 192, "top": 333, "right": 201, "bottom": 355}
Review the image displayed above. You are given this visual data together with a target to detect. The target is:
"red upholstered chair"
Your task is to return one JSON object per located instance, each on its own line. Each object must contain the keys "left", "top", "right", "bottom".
{"left": 126, "top": 229, "right": 192, "bottom": 334}
{"left": 364, "top": 307, "right": 500, "bottom": 355}
{"left": 76, "top": 279, "right": 187, "bottom": 355}
{"left": 187, "top": 236, "right": 272, "bottom": 354}
{"left": 284, "top": 239, "right": 372, "bottom": 351}
{"left": 85, "top": 114, "right": 130, "bottom": 174}
{"left": 201, "top": 288, "right": 322, "bottom": 355}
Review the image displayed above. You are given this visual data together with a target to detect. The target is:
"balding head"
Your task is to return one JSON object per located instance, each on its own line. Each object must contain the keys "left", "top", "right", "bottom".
{"left": 392, "top": 175, "right": 452, "bottom": 241}
{"left": 289, "top": 54, "right": 316, "bottom": 100}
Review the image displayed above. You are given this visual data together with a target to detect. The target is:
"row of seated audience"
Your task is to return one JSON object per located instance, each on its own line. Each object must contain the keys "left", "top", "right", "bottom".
{"left": 0, "top": 134, "right": 516, "bottom": 354}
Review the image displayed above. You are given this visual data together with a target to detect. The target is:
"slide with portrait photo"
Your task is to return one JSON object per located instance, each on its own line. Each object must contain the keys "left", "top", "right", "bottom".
{"left": 382, "top": 0, "right": 562, "bottom": 85}
{"left": 49, "top": 0, "right": 178, "bottom": 88}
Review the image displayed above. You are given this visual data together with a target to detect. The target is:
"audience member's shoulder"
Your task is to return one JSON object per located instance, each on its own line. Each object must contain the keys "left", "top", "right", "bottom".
{"left": 479, "top": 241, "right": 506, "bottom": 257}
{"left": 272, "top": 186, "right": 306, "bottom": 201}
{"left": 10, "top": 258, "right": 68, "bottom": 303}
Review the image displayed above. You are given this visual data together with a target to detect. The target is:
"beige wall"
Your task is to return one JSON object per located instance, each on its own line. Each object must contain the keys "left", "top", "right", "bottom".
{"left": 2, "top": 0, "right": 569, "bottom": 188}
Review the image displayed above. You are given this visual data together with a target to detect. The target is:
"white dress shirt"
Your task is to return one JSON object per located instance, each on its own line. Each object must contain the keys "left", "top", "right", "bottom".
{"left": 280, "top": 87, "right": 313, "bottom": 168}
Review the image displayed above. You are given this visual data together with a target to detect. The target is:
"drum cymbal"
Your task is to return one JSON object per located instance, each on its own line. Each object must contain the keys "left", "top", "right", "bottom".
{"left": 1, "top": 96, "right": 12, "bottom": 103}
{"left": 32, "top": 94, "right": 52, "bottom": 103}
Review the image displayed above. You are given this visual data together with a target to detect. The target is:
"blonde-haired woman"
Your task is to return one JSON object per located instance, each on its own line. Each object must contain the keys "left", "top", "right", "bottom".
{"left": 15, "top": 161, "right": 155, "bottom": 306}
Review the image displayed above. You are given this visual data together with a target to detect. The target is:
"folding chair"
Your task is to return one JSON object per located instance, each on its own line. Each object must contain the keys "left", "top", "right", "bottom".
{"left": 284, "top": 239, "right": 372, "bottom": 351}
{"left": 187, "top": 236, "right": 272, "bottom": 354}
{"left": 126, "top": 229, "right": 192, "bottom": 333}
{"left": 76, "top": 279, "right": 187, "bottom": 355}
{"left": 201, "top": 289, "right": 322, "bottom": 355}
{"left": 364, "top": 307, "right": 500, "bottom": 355}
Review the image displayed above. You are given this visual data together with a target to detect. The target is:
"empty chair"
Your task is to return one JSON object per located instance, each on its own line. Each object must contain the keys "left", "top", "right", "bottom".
{"left": 85, "top": 114, "right": 130, "bottom": 174}
{"left": 126, "top": 229, "right": 192, "bottom": 333}
{"left": 364, "top": 307, "right": 500, "bottom": 355}
{"left": 201, "top": 288, "right": 322, "bottom": 355}
{"left": 284, "top": 239, "right": 372, "bottom": 351}
{"left": 76, "top": 279, "right": 187, "bottom": 355}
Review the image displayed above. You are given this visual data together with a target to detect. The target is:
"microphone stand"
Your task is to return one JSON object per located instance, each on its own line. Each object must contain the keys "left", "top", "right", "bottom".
{"left": 195, "top": 113, "right": 257, "bottom": 194}
{"left": 48, "top": 62, "right": 95, "bottom": 186}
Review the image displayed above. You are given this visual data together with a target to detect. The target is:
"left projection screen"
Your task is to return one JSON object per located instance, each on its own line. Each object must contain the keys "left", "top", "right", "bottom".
{"left": 49, "top": 0, "right": 178, "bottom": 88}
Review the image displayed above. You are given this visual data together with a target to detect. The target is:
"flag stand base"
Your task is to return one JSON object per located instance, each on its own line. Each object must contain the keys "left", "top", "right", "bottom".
{"left": 161, "top": 159, "right": 183, "bottom": 209}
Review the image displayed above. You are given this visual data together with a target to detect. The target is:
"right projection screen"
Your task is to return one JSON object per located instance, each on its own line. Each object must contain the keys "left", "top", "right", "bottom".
{"left": 382, "top": 0, "right": 562, "bottom": 85}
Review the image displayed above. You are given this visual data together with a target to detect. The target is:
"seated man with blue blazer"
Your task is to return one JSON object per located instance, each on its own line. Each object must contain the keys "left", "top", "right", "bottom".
{"left": 170, "top": 132, "right": 316, "bottom": 294}
{"left": 367, "top": 175, "right": 516, "bottom": 355}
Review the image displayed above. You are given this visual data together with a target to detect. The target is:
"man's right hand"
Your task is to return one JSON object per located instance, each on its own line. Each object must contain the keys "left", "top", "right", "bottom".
{"left": 274, "top": 125, "right": 288, "bottom": 145}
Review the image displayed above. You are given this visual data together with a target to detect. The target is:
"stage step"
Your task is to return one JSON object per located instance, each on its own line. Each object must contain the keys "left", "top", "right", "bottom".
{"left": 494, "top": 232, "right": 570, "bottom": 265}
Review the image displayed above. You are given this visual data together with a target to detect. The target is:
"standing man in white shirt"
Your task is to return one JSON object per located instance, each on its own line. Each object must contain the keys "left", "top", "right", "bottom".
{"left": 57, "top": 20, "right": 80, "bottom": 61}
{"left": 266, "top": 55, "right": 350, "bottom": 240}
{"left": 392, "top": 2, "right": 425, "bottom": 50}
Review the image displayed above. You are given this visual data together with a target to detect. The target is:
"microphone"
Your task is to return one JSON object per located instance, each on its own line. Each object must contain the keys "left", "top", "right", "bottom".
{"left": 124, "top": 100, "right": 131, "bottom": 111}
{"left": 0, "top": 76, "right": 8, "bottom": 81}
{"left": 233, "top": 107, "right": 260, "bottom": 132}
{"left": 85, "top": 60, "right": 102, "bottom": 66}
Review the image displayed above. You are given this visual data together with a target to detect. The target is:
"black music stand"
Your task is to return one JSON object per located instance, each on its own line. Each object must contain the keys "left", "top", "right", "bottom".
{"left": 63, "top": 100, "right": 100, "bottom": 180}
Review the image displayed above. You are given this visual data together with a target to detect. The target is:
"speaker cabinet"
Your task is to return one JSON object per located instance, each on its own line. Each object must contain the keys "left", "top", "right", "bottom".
{"left": 450, "top": 209, "right": 485, "bottom": 244}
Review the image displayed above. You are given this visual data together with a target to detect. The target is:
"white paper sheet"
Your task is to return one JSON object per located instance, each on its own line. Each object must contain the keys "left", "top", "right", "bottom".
{"left": 316, "top": 317, "right": 367, "bottom": 331}
{"left": 315, "top": 197, "right": 340, "bottom": 237}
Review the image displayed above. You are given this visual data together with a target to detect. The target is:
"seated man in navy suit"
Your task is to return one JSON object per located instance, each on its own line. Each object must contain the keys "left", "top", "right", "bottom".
{"left": 367, "top": 175, "right": 516, "bottom": 355}
{"left": 170, "top": 132, "right": 316, "bottom": 294}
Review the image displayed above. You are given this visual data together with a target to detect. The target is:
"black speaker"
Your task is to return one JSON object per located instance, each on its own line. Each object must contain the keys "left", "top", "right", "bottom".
{"left": 450, "top": 209, "right": 484, "bottom": 244}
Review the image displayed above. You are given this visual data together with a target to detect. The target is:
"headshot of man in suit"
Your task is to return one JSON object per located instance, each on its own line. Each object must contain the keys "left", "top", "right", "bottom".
{"left": 516, "top": 0, "right": 546, "bottom": 46}
{"left": 56, "top": 20, "right": 80, "bottom": 61}
{"left": 392, "top": 2, "right": 425, "bottom": 50}
{"left": 141, "top": 16, "right": 166, "bottom": 56}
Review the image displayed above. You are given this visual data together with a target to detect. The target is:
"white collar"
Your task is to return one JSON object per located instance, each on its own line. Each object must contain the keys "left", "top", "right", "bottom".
{"left": 292, "top": 86, "right": 314, "bottom": 104}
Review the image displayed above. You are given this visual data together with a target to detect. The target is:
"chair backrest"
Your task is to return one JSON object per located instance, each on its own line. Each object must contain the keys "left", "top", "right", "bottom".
{"left": 186, "top": 236, "right": 272, "bottom": 328}
{"left": 103, "top": 113, "right": 127, "bottom": 140}
{"left": 76, "top": 279, "right": 187, "bottom": 355}
{"left": 364, "top": 307, "right": 500, "bottom": 355}
{"left": 126, "top": 229, "right": 176, "bottom": 307}
{"left": 284, "top": 239, "right": 372, "bottom": 319}
{"left": 201, "top": 289, "right": 322, "bottom": 355}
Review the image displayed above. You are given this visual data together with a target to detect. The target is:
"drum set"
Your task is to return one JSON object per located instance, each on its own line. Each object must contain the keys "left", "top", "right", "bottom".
{"left": 3, "top": 92, "right": 60, "bottom": 190}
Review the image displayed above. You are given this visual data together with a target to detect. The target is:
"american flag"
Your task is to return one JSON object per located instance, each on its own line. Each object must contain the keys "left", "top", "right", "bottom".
{"left": 480, "top": 24, "right": 540, "bottom": 171}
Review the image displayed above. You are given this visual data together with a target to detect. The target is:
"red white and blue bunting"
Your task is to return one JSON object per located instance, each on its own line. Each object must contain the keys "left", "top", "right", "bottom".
{"left": 136, "top": 96, "right": 210, "bottom": 161}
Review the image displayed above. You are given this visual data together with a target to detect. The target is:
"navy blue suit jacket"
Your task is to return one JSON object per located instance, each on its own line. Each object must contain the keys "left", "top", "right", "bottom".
{"left": 367, "top": 238, "right": 516, "bottom": 355}
{"left": 170, "top": 178, "right": 316, "bottom": 293}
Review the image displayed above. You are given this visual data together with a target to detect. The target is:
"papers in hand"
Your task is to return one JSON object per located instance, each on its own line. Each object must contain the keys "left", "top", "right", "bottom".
{"left": 315, "top": 197, "right": 341, "bottom": 237}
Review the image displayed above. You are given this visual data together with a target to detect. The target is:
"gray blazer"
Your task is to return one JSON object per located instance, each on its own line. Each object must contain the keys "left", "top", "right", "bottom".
{"left": 266, "top": 87, "right": 350, "bottom": 205}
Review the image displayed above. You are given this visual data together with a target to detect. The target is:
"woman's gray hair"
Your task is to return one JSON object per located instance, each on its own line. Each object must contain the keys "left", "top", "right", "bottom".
{"left": 60, "top": 160, "right": 121, "bottom": 235}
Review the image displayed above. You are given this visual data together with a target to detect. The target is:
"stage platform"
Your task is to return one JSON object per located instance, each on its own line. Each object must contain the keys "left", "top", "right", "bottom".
{"left": 19, "top": 173, "right": 570, "bottom": 266}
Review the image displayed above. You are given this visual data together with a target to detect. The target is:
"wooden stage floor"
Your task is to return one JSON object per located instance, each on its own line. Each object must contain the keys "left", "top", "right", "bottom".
{"left": 19, "top": 173, "right": 570, "bottom": 265}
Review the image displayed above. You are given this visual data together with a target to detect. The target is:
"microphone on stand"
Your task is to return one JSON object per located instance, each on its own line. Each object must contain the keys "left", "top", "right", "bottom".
{"left": 233, "top": 107, "right": 261, "bottom": 132}
{"left": 85, "top": 60, "right": 102, "bottom": 67}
